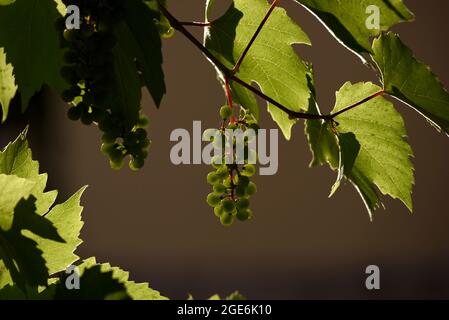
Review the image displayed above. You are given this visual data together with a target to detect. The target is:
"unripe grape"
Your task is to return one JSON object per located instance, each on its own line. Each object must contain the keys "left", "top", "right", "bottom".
{"left": 214, "top": 205, "right": 224, "bottom": 218}
{"left": 221, "top": 198, "right": 235, "bottom": 213}
{"left": 101, "top": 143, "right": 114, "bottom": 155}
{"left": 107, "top": 144, "right": 122, "bottom": 157}
{"left": 213, "top": 183, "right": 226, "bottom": 194}
{"left": 98, "top": 115, "right": 113, "bottom": 132}
{"left": 91, "top": 108, "right": 106, "bottom": 122}
{"left": 81, "top": 112, "right": 94, "bottom": 125}
{"left": 241, "top": 164, "right": 256, "bottom": 177}
{"left": 67, "top": 106, "right": 82, "bottom": 121}
{"left": 223, "top": 177, "right": 232, "bottom": 188}
{"left": 220, "top": 213, "right": 234, "bottom": 226}
{"left": 235, "top": 185, "right": 246, "bottom": 197}
{"left": 237, "top": 209, "right": 252, "bottom": 221}
{"left": 61, "top": 89, "right": 76, "bottom": 102}
{"left": 215, "top": 166, "right": 229, "bottom": 179}
{"left": 236, "top": 175, "right": 249, "bottom": 187}
{"left": 207, "top": 172, "right": 219, "bottom": 185}
{"left": 246, "top": 182, "right": 257, "bottom": 196}
{"left": 219, "top": 105, "right": 232, "bottom": 119}
{"left": 137, "top": 115, "right": 150, "bottom": 128}
{"left": 138, "top": 138, "right": 151, "bottom": 149}
{"left": 207, "top": 193, "right": 221, "bottom": 207}
{"left": 109, "top": 158, "right": 123, "bottom": 170}
{"left": 102, "top": 132, "right": 116, "bottom": 144}
{"left": 135, "top": 128, "right": 147, "bottom": 140}
{"left": 236, "top": 198, "right": 250, "bottom": 210}
{"left": 129, "top": 157, "right": 144, "bottom": 171}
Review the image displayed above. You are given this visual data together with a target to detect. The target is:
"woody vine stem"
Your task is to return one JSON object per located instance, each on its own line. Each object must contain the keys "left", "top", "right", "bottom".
{"left": 158, "top": 1, "right": 385, "bottom": 122}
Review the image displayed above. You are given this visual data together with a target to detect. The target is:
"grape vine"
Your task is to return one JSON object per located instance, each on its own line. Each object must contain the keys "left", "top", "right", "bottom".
{"left": 0, "top": 1, "right": 448, "bottom": 223}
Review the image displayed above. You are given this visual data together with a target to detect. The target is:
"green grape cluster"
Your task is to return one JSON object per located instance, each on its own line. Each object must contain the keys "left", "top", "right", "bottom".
{"left": 145, "top": 0, "right": 175, "bottom": 38}
{"left": 206, "top": 105, "right": 259, "bottom": 226}
{"left": 57, "top": 0, "right": 151, "bottom": 170}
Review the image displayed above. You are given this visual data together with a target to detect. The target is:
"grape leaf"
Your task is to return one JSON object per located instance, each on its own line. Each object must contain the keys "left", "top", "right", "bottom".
{"left": 306, "top": 82, "right": 414, "bottom": 219}
{"left": 294, "top": 0, "right": 414, "bottom": 61}
{"left": 0, "top": 0, "right": 15, "bottom": 5}
{"left": 0, "top": 192, "right": 64, "bottom": 290}
{"left": 52, "top": 0, "right": 65, "bottom": 15}
{"left": 0, "top": 128, "right": 57, "bottom": 216}
{"left": 55, "top": 263, "right": 130, "bottom": 300}
{"left": 54, "top": 257, "right": 167, "bottom": 300}
{"left": 372, "top": 32, "right": 449, "bottom": 135}
{"left": 0, "top": 48, "right": 17, "bottom": 122}
{"left": 0, "top": 174, "right": 35, "bottom": 231}
{"left": 205, "top": 0, "right": 311, "bottom": 139}
{"left": 0, "top": 0, "right": 66, "bottom": 110}
{"left": 123, "top": 0, "right": 166, "bottom": 107}
{"left": 24, "top": 187, "right": 87, "bottom": 276}
{"left": 0, "top": 283, "right": 55, "bottom": 300}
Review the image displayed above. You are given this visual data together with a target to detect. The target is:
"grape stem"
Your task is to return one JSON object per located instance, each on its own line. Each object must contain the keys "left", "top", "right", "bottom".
{"left": 224, "top": 76, "right": 237, "bottom": 124}
{"left": 157, "top": 2, "right": 385, "bottom": 121}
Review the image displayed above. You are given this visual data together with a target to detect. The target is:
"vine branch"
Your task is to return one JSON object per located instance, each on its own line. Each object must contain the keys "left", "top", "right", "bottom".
{"left": 232, "top": 0, "right": 281, "bottom": 75}
{"left": 157, "top": 2, "right": 384, "bottom": 122}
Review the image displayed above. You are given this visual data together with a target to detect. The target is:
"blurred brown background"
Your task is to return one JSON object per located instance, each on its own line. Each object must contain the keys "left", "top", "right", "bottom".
{"left": 1, "top": 0, "right": 449, "bottom": 299}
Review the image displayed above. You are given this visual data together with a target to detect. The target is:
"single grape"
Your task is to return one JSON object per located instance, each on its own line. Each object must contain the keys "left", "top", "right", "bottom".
{"left": 220, "top": 105, "right": 232, "bottom": 119}
{"left": 213, "top": 183, "right": 226, "bottom": 194}
{"left": 236, "top": 209, "right": 251, "bottom": 222}
{"left": 207, "top": 193, "right": 221, "bottom": 207}
{"left": 223, "top": 176, "right": 232, "bottom": 188}
{"left": 220, "top": 213, "right": 234, "bottom": 226}
{"left": 241, "top": 164, "right": 256, "bottom": 177}
{"left": 129, "top": 157, "right": 145, "bottom": 171}
{"left": 101, "top": 143, "right": 114, "bottom": 155}
{"left": 236, "top": 175, "right": 249, "bottom": 187}
{"left": 221, "top": 198, "right": 235, "bottom": 213}
{"left": 109, "top": 158, "right": 124, "bottom": 170}
{"left": 81, "top": 112, "right": 94, "bottom": 126}
{"left": 67, "top": 106, "right": 82, "bottom": 121}
{"left": 214, "top": 205, "right": 224, "bottom": 218}
{"left": 246, "top": 182, "right": 257, "bottom": 196}
{"left": 102, "top": 132, "right": 116, "bottom": 144}
{"left": 108, "top": 146, "right": 123, "bottom": 162}
{"left": 215, "top": 166, "right": 229, "bottom": 179}
{"left": 236, "top": 198, "right": 250, "bottom": 210}
{"left": 207, "top": 172, "right": 219, "bottom": 185}
{"left": 98, "top": 115, "right": 113, "bottom": 132}
{"left": 137, "top": 115, "right": 150, "bottom": 128}
{"left": 135, "top": 128, "right": 147, "bottom": 140}
{"left": 235, "top": 185, "right": 246, "bottom": 198}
